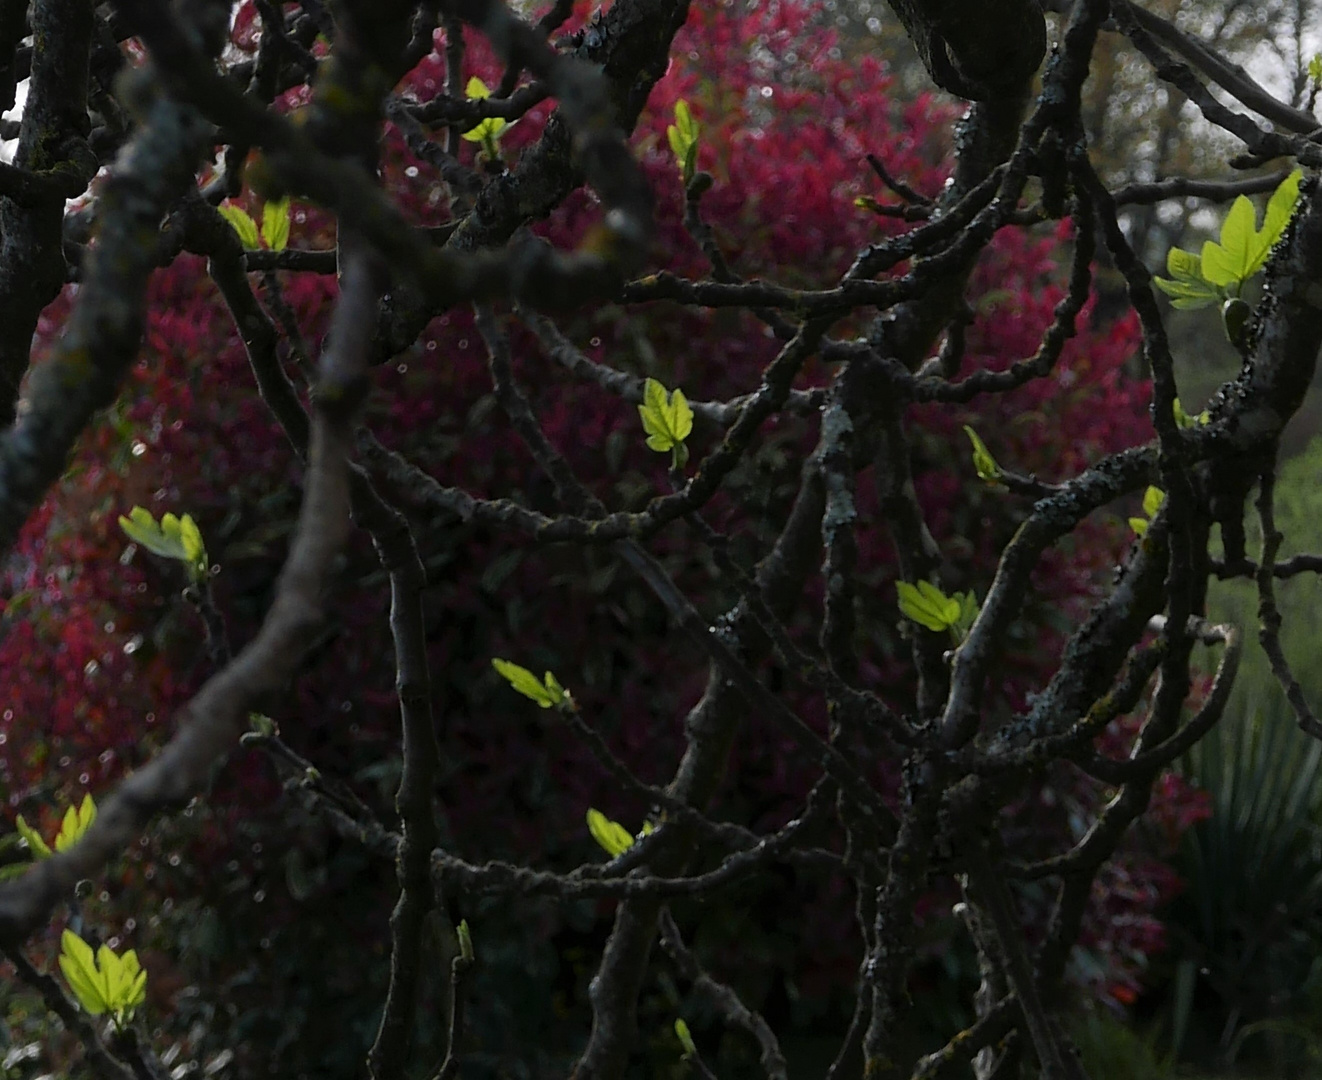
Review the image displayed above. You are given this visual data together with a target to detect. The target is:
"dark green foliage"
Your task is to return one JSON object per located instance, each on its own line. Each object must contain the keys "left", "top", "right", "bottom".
{"left": 1162, "top": 695, "right": 1322, "bottom": 1070}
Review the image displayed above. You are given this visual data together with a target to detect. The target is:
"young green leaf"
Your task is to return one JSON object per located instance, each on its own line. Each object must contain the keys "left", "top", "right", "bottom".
{"left": 14, "top": 814, "right": 51, "bottom": 858}
{"left": 638, "top": 378, "right": 693, "bottom": 467}
{"left": 16, "top": 794, "right": 96, "bottom": 859}
{"left": 963, "top": 426, "right": 1002, "bottom": 483}
{"left": 1130, "top": 485, "right": 1165, "bottom": 537}
{"left": 667, "top": 100, "right": 700, "bottom": 184}
{"left": 1309, "top": 54, "right": 1322, "bottom": 84}
{"left": 953, "top": 590, "right": 980, "bottom": 640}
{"left": 59, "top": 929, "right": 147, "bottom": 1028}
{"left": 1142, "top": 485, "right": 1165, "bottom": 518}
{"left": 542, "top": 670, "right": 566, "bottom": 703}
{"left": 218, "top": 204, "right": 261, "bottom": 250}
{"left": 461, "top": 76, "right": 509, "bottom": 154}
{"left": 1157, "top": 171, "right": 1301, "bottom": 305}
{"left": 1201, "top": 170, "right": 1303, "bottom": 287}
{"left": 1221, "top": 297, "right": 1251, "bottom": 348}
{"left": 1171, "top": 397, "right": 1209, "bottom": 428}
{"left": 118, "top": 507, "right": 209, "bottom": 581}
{"left": 491, "top": 658, "right": 567, "bottom": 709}
{"left": 675, "top": 1018, "right": 697, "bottom": 1057}
{"left": 1165, "top": 246, "right": 1203, "bottom": 282}
{"left": 586, "top": 808, "right": 634, "bottom": 857}
{"left": 1262, "top": 169, "right": 1303, "bottom": 247}
{"left": 1152, "top": 276, "right": 1221, "bottom": 309}
{"left": 177, "top": 514, "right": 207, "bottom": 577}
{"left": 54, "top": 794, "right": 96, "bottom": 853}
{"left": 1200, "top": 195, "right": 1258, "bottom": 287}
{"left": 59, "top": 930, "right": 108, "bottom": 1015}
{"left": 261, "top": 198, "right": 291, "bottom": 252}
{"left": 1152, "top": 246, "right": 1220, "bottom": 310}
{"left": 896, "top": 580, "right": 962, "bottom": 633}
{"left": 457, "top": 919, "right": 474, "bottom": 963}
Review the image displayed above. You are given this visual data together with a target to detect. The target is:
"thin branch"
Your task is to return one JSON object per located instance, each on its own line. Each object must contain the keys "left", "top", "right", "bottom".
{"left": 1113, "top": 169, "right": 1291, "bottom": 207}
{"left": 964, "top": 849, "right": 1085, "bottom": 1080}
{"left": 658, "top": 908, "right": 788, "bottom": 1080}
{"left": 429, "top": 809, "right": 834, "bottom": 901}
{"left": 426, "top": 931, "right": 474, "bottom": 1080}
{"left": 910, "top": 997, "right": 1016, "bottom": 1080}
{"left": 1255, "top": 467, "right": 1322, "bottom": 739}
{"left": 866, "top": 152, "right": 933, "bottom": 206}
{"left": 518, "top": 307, "right": 825, "bottom": 422}
{"left": 1112, "top": 0, "right": 1321, "bottom": 136}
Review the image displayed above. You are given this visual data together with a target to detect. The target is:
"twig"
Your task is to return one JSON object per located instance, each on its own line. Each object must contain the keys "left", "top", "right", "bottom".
{"left": 964, "top": 849, "right": 1085, "bottom": 1080}
{"left": 1255, "top": 467, "right": 1322, "bottom": 739}
{"left": 866, "top": 152, "right": 933, "bottom": 205}
{"left": 517, "top": 308, "right": 824, "bottom": 422}
{"left": 427, "top": 929, "right": 474, "bottom": 1080}
{"left": 658, "top": 908, "right": 788, "bottom": 1080}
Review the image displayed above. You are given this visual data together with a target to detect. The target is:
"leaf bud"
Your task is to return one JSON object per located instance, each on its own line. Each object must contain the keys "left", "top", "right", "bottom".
{"left": 1221, "top": 297, "right": 1251, "bottom": 349}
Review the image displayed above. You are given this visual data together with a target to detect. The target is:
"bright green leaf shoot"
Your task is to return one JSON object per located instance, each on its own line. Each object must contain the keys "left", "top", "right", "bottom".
{"left": 675, "top": 1018, "right": 697, "bottom": 1057}
{"left": 952, "top": 591, "right": 979, "bottom": 640}
{"left": 1154, "top": 170, "right": 1302, "bottom": 304}
{"left": 54, "top": 794, "right": 96, "bottom": 853}
{"left": 118, "top": 506, "right": 209, "bottom": 581}
{"left": 1151, "top": 278, "right": 1219, "bottom": 310}
{"left": 461, "top": 76, "right": 509, "bottom": 156}
{"left": 1173, "top": 398, "right": 1194, "bottom": 429}
{"left": 896, "top": 580, "right": 962, "bottom": 634}
{"left": 963, "top": 426, "right": 1002, "bottom": 483}
{"left": 457, "top": 919, "right": 474, "bottom": 963}
{"left": 1172, "top": 398, "right": 1209, "bottom": 428}
{"left": 1262, "top": 169, "right": 1303, "bottom": 245}
{"left": 1142, "top": 485, "right": 1166, "bottom": 518}
{"left": 261, "top": 198, "right": 291, "bottom": 252}
{"left": 218, "top": 204, "right": 261, "bottom": 250}
{"left": 491, "top": 658, "right": 568, "bottom": 709}
{"left": 1153, "top": 246, "right": 1219, "bottom": 310}
{"left": 638, "top": 378, "right": 693, "bottom": 468}
{"left": 667, "top": 100, "right": 700, "bottom": 184}
{"left": 586, "top": 808, "right": 634, "bottom": 858}
{"left": 1221, "top": 297, "right": 1251, "bottom": 347}
{"left": 16, "top": 794, "right": 97, "bottom": 859}
{"left": 542, "top": 670, "right": 566, "bottom": 703}
{"left": 1130, "top": 485, "right": 1166, "bottom": 537}
{"left": 1310, "top": 54, "right": 1322, "bottom": 83}
{"left": 1201, "top": 169, "right": 1302, "bottom": 288}
{"left": 59, "top": 929, "right": 147, "bottom": 1028}
{"left": 0, "top": 832, "right": 25, "bottom": 880}
{"left": 1200, "top": 195, "right": 1259, "bottom": 287}
{"left": 14, "top": 815, "right": 50, "bottom": 858}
